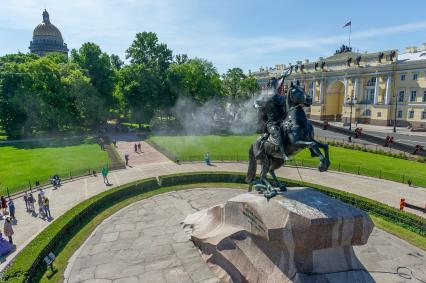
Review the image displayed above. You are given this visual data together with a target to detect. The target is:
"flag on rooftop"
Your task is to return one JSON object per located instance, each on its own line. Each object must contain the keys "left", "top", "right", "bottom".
{"left": 343, "top": 21, "right": 352, "bottom": 28}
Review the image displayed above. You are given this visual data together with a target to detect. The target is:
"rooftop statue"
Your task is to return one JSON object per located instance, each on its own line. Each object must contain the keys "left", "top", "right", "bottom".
{"left": 247, "top": 66, "right": 330, "bottom": 198}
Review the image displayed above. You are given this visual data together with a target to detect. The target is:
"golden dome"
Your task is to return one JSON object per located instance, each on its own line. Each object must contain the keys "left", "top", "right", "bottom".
{"left": 32, "top": 10, "right": 63, "bottom": 40}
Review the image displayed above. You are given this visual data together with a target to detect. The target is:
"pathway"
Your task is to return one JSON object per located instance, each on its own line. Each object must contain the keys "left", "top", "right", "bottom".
{"left": 0, "top": 138, "right": 425, "bottom": 272}
{"left": 65, "top": 188, "right": 426, "bottom": 283}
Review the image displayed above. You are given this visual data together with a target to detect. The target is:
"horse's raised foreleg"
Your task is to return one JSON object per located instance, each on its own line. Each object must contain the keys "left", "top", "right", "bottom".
{"left": 295, "top": 141, "right": 329, "bottom": 172}
{"left": 314, "top": 139, "right": 330, "bottom": 170}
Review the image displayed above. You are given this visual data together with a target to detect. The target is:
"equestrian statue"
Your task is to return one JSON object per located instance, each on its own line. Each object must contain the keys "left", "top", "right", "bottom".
{"left": 246, "top": 66, "right": 330, "bottom": 198}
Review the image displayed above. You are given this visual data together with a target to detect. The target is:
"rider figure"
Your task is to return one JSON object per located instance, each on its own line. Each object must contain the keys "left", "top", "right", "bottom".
{"left": 261, "top": 77, "right": 290, "bottom": 161}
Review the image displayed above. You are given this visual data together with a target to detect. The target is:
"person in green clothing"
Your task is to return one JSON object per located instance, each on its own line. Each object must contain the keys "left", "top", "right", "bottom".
{"left": 101, "top": 167, "right": 109, "bottom": 185}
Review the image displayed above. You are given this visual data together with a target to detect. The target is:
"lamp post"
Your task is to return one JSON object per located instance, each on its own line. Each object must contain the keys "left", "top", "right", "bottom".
{"left": 347, "top": 95, "right": 357, "bottom": 131}
{"left": 393, "top": 93, "right": 398, "bottom": 133}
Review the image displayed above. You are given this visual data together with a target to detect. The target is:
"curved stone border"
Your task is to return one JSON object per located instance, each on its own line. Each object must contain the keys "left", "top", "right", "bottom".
{"left": 1, "top": 172, "right": 424, "bottom": 282}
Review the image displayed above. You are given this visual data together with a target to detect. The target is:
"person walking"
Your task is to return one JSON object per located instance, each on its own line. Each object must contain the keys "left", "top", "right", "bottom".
{"left": 125, "top": 154, "right": 129, "bottom": 166}
{"left": 4, "top": 217, "right": 14, "bottom": 244}
{"left": 43, "top": 197, "right": 51, "bottom": 219}
{"left": 23, "top": 192, "right": 29, "bottom": 211}
{"left": 134, "top": 143, "right": 137, "bottom": 153}
{"left": 8, "top": 199, "right": 15, "bottom": 220}
{"left": 204, "top": 152, "right": 211, "bottom": 166}
{"left": 101, "top": 167, "right": 109, "bottom": 185}
{"left": 137, "top": 143, "right": 141, "bottom": 152}
{"left": 28, "top": 193, "right": 35, "bottom": 212}
{"left": 37, "top": 193, "right": 45, "bottom": 218}
{"left": 0, "top": 196, "right": 7, "bottom": 216}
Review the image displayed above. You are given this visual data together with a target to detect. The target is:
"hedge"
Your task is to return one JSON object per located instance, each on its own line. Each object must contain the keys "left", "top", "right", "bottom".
{"left": 1, "top": 172, "right": 425, "bottom": 282}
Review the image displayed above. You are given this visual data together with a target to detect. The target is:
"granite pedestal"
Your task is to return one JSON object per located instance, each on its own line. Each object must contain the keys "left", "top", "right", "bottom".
{"left": 183, "top": 187, "right": 375, "bottom": 283}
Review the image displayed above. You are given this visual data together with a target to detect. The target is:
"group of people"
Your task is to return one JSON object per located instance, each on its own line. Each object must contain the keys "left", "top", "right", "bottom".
{"left": 23, "top": 190, "right": 52, "bottom": 220}
{"left": 0, "top": 196, "right": 15, "bottom": 246}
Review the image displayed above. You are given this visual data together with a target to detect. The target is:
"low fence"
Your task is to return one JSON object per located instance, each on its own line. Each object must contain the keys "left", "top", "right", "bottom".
{"left": 172, "top": 153, "right": 426, "bottom": 188}
{"left": 1, "top": 164, "right": 114, "bottom": 198}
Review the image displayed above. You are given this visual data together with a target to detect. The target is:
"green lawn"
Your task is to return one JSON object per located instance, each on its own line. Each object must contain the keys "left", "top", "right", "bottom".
{"left": 150, "top": 135, "right": 426, "bottom": 187}
{"left": 0, "top": 137, "right": 110, "bottom": 195}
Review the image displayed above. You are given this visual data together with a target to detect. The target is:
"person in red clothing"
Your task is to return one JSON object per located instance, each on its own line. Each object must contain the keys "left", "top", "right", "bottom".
{"left": 0, "top": 196, "right": 7, "bottom": 216}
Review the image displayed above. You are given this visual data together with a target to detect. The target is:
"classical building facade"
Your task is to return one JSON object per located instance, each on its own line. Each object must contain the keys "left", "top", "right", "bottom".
{"left": 29, "top": 10, "right": 68, "bottom": 56}
{"left": 252, "top": 45, "right": 426, "bottom": 129}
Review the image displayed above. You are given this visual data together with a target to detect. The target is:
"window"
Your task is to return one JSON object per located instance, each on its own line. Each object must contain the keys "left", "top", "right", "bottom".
{"left": 408, "top": 110, "right": 414, "bottom": 119}
{"left": 422, "top": 111, "right": 426, "bottom": 120}
{"left": 410, "top": 91, "right": 417, "bottom": 102}
{"left": 423, "top": 90, "right": 426, "bottom": 102}
{"left": 366, "top": 77, "right": 376, "bottom": 86}
{"left": 413, "top": 73, "right": 418, "bottom": 80}
{"left": 397, "top": 110, "right": 403, "bottom": 118}
{"left": 364, "top": 109, "right": 371, "bottom": 116}
{"left": 377, "top": 112, "right": 381, "bottom": 117}
{"left": 398, "top": 91, "right": 405, "bottom": 102}
{"left": 400, "top": 74, "right": 406, "bottom": 81}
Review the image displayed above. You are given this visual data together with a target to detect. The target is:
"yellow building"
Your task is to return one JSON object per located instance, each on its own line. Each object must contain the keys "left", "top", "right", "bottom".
{"left": 252, "top": 45, "right": 426, "bottom": 129}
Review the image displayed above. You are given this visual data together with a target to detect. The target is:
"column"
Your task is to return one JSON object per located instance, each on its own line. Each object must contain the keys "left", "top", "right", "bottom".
{"left": 344, "top": 79, "right": 349, "bottom": 105}
{"left": 313, "top": 81, "right": 317, "bottom": 101}
{"left": 385, "top": 76, "right": 391, "bottom": 105}
{"left": 354, "top": 78, "right": 359, "bottom": 99}
{"left": 319, "top": 80, "right": 324, "bottom": 103}
{"left": 373, "top": 76, "right": 379, "bottom": 104}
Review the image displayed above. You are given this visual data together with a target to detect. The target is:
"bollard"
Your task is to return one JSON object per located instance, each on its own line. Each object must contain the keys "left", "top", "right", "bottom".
{"left": 402, "top": 174, "right": 405, "bottom": 183}
{"left": 338, "top": 163, "right": 341, "bottom": 172}
{"left": 400, "top": 198, "right": 406, "bottom": 211}
{"left": 379, "top": 169, "right": 381, "bottom": 179}
{"left": 357, "top": 166, "right": 360, "bottom": 175}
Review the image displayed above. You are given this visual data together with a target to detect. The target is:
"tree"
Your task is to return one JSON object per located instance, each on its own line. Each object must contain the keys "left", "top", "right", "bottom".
{"left": 222, "top": 68, "right": 246, "bottom": 102}
{"left": 125, "top": 32, "right": 173, "bottom": 73}
{"left": 60, "top": 63, "right": 106, "bottom": 129}
{"left": 123, "top": 32, "right": 174, "bottom": 119}
{"left": 174, "top": 54, "right": 189, "bottom": 65}
{"left": 116, "top": 64, "right": 160, "bottom": 124}
{"left": 241, "top": 74, "right": 261, "bottom": 97}
{"left": 110, "top": 54, "right": 124, "bottom": 70}
{"left": 70, "top": 43, "right": 115, "bottom": 111}
{"left": 167, "top": 58, "right": 222, "bottom": 104}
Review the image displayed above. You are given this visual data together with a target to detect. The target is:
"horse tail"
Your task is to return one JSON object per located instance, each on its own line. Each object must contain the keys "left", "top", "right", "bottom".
{"left": 246, "top": 144, "right": 257, "bottom": 183}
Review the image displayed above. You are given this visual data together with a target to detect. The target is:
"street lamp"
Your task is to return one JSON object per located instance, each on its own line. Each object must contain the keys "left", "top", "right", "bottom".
{"left": 393, "top": 93, "right": 398, "bottom": 133}
{"left": 347, "top": 95, "right": 357, "bottom": 131}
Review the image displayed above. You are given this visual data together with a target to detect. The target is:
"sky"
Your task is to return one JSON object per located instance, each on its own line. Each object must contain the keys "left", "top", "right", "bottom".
{"left": 1, "top": 0, "right": 426, "bottom": 73}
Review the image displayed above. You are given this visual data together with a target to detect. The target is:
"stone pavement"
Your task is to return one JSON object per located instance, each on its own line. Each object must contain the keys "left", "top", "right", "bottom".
{"left": 0, "top": 139, "right": 425, "bottom": 272}
{"left": 65, "top": 188, "right": 426, "bottom": 283}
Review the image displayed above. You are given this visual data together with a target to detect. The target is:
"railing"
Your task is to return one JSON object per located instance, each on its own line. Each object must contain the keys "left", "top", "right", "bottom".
{"left": 1, "top": 164, "right": 115, "bottom": 198}
{"left": 174, "top": 154, "right": 426, "bottom": 188}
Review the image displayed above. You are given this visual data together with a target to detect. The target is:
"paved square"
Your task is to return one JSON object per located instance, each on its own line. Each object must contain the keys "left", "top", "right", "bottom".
{"left": 65, "top": 188, "right": 426, "bottom": 283}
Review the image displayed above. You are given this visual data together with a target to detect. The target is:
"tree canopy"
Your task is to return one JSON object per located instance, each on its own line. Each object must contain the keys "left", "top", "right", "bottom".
{"left": 0, "top": 31, "right": 259, "bottom": 138}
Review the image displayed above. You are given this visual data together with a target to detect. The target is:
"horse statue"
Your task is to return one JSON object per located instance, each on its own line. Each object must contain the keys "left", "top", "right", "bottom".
{"left": 246, "top": 70, "right": 330, "bottom": 198}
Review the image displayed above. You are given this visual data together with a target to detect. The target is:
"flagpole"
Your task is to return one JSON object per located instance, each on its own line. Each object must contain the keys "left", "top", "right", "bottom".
{"left": 349, "top": 19, "right": 352, "bottom": 47}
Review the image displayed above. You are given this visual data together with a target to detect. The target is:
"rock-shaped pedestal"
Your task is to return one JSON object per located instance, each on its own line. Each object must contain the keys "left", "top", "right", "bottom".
{"left": 183, "top": 187, "right": 374, "bottom": 283}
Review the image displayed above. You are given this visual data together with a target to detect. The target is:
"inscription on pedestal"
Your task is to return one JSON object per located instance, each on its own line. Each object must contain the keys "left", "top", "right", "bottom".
{"left": 242, "top": 206, "right": 266, "bottom": 232}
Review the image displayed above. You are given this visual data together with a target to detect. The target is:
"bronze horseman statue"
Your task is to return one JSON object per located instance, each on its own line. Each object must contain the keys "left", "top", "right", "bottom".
{"left": 246, "top": 66, "right": 330, "bottom": 198}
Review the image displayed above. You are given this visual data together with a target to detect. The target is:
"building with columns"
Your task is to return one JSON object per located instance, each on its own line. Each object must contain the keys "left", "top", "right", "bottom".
{"left": 252, "top": 45, "right": 426, "bottom": 129}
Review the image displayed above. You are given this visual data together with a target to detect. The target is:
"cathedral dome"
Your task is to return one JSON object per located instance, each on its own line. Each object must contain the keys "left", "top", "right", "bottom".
{"left": 29, "top": 10, "right": 68, "bottom": 56}
{"left": 33, "top": 22, "right": 63, "bottom": 39}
